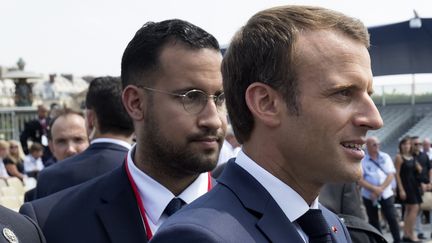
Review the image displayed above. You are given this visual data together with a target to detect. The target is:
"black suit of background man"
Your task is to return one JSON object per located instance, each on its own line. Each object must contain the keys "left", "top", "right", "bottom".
{"left": 32, "top": 76, "right": 134, "bottom": 200}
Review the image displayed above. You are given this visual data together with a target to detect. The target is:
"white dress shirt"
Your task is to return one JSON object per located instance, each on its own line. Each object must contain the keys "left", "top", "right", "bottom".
{"left": 235, "top": 150, "right": 319, "bottom": 243}
{"left": 126, "top": 145, "right": 210, "bottom": 234}
{"left": 23, "top": 154, "right": 44, "bottom": 173}
{"left": 91, "top": 137, "right": 132, "bottom": 150}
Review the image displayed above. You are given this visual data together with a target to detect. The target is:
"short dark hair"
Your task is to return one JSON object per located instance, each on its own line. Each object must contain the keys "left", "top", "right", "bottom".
{"left": 222, "top": 5, "right": 369, "bottom": 143}
{"left": 85, "top": 76, "right": 133, "bottom": 136}
{"left": 121, "top": 19, "right": 220, "bottom": 88}
{"left": 29, "top": 142, "right": 44, "bottom": 153}
{"left": 47, "top": 108, "right": 84, "bottom": 140}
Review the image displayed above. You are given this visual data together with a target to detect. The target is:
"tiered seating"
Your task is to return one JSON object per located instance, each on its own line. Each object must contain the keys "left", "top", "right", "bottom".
{"left": 368, "top": 105, "right": 414, "bottom": 142}
{"left": 400, "top": 112, "right": 432, "bottom": 139}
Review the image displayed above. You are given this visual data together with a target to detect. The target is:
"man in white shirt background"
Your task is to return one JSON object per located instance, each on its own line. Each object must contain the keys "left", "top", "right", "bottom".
{"left": 359, "top": 136, "right": 401, "bottom": 243}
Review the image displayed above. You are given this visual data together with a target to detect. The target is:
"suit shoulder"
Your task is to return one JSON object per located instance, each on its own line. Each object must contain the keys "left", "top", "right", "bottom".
{"left": 153, "top": 207, "right": 253, "bottom": 243}
{"left": 0, "top": 205, "right": 45, "bottom": 243}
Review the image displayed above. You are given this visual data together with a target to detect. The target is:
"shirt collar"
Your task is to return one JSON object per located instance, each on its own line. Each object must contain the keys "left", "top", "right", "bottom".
{"left": 235, "top": 150, "right": 319, "bottom": 222}
{"left": 91, "top": 138, "right": 132, "bottom": 150}
{"left": 126, "top": 145, "right": 209, "bottom": 225}
{"left": 365, "top": 151, "right": 383, "bottom": 163}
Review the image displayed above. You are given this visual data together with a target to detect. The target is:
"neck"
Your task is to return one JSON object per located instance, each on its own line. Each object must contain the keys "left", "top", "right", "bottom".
{"left": 243, "top": 142, "right": 320, "bottom": 206}
{"left": 93, "top": 133, "right": 133, "bottom": 144}
{"left": 369, "top": 151, "right": 378, "bottom": 160}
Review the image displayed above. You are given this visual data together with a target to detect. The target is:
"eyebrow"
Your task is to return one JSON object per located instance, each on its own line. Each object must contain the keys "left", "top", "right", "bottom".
{"left": 326, "top": 82, "right": 374, "bottom": 95}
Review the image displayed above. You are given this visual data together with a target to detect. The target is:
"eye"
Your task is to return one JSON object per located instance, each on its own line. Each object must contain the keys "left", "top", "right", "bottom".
{"left": 183, "top": 90, "right": 206, "bottom": 104}
{"left": 337, "top": 89, "right": 352, "bottom": 97}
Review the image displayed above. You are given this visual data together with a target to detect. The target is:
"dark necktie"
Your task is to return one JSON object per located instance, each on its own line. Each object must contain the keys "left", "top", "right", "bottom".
{"left": 296, "top": 209, "right": 333, "bottom": 243}
{"left": 163, "top": 198, "right": 185, "bottom": 216}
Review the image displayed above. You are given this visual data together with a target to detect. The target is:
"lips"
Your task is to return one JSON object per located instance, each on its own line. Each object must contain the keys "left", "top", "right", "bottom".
{"left": 340, "top": 142, "right": 363, "bottom": 151}
{"left": 194, "top": 136, "right": 219, "bottom": 143}
{"left": 340, "top": 139, "right": 366, "bottom": 160}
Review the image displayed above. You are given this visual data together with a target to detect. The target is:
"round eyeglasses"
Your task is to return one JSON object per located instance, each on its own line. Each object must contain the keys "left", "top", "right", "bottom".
{"left": 137, "top": 86, "right": 226, "bottom": 114}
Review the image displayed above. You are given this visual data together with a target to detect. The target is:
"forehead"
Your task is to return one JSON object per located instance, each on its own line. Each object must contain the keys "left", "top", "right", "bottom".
{"left": 295, "top": 30, "right": 372, "bottom": 90}
{"left": 51, "top": 114, "right": 86, "bottom": 139}
{"left": 155, "top": 44, "right": 223, "bottom": 91}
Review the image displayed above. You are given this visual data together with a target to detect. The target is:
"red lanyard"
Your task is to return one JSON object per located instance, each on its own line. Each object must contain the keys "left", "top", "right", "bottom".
{"left": 125, "top": 159, "right": 212, "bottom": 240}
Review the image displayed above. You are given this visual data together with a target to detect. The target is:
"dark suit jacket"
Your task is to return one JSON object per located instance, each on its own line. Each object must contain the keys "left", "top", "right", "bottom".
{"left": 34, "top": 142, "right": 129, "bottom": 199}
{"left": 151, "top": 161, "right": 352, "bottom": 243}
{"left": 20, "top": 119, "right": 46, "bottom": 154}
{"left": 20, "top": 163, "right": 148, "bottom": 243}
{"left": 0, "top": 205, "right": 46, "bottom": 243}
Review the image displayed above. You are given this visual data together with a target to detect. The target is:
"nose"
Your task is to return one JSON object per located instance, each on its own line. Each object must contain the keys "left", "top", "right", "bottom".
{"left": 353, "top": 94, "right": 383, "bottom": 130}
{"left": 197, "top": 99, "right": 226, "bottom": 131}
{"left": 65, "top": 141, "right": 79, "bottom": 156}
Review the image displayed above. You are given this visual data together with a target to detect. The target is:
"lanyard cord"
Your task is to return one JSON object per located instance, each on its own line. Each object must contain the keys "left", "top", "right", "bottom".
{"left": 125, "top": 159, "right": 212, "bottom": 240}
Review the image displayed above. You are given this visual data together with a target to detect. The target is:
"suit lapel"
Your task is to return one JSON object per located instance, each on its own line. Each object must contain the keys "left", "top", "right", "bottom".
{"left": 218, "top": 161, "right": 304, "bottom": 242}
{"left": 96, "top": 163, "right": 148, "bottom": 243}
{"left": 320, "top": 206, "right": 350, "bottom": 243}
{"left": 256, "top": 199, "right": 304, "bottom": 243}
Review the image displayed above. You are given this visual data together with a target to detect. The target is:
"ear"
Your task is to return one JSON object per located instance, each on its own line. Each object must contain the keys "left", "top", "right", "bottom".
{"left": 122, "top": 85, "right": 145, "bottom": 121}
{"left": 245, "top": 83, "right": 282, "bottom": 127}
{"left": 85, "top": 109, "right": 95, "bottom": 130}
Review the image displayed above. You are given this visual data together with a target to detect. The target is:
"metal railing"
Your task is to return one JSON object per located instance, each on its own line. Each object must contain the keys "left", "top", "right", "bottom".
{"left": 0, "top": 107, "right": 37, "bottom": 141}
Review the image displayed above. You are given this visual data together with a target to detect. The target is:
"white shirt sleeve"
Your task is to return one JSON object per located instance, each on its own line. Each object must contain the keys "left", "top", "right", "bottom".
{"left": 381, "top": 153, "right": 396, "bottom": 174}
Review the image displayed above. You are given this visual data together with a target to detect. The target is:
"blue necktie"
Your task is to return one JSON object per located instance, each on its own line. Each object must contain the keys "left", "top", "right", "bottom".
{"left": 297, "top": 209, "right": 333, "bottom": 243}
{"left": 163, "top": 198, "right": 185, "bottom": 216}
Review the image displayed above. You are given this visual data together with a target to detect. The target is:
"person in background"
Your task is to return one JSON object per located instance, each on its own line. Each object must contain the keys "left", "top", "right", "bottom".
{"left": 47, "top": 109, "right": 89, "bottom": 162}
{"left": 34, "top": 76, "right": 134, "bottom": 199}
{"left": 358, "top": 136, "right": 400, "bottom": 243}
{"left": 23, "top": 143, "right": 45, "bottom": 178}
{"left": 23, "top": 109, "right": 89, "bottom": 202}
{"left": 3, "top": 140, "right": 26, "bottom": 180}
{"left": 20, "top": 105, "right": 51, "bottom": 162}
{"left": 395, "top": 136, "right": 423, "bottom": 242}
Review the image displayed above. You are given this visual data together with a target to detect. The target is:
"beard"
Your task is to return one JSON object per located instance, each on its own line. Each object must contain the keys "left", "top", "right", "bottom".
{"left": 141, "top": 107, "right": 223, "bottom": 178}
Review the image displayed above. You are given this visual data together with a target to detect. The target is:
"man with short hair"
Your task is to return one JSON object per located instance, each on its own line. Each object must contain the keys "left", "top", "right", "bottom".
{"left": 20, "top": 19, "right": 226, "bottom": 243}
{"left": 24, "top": 109, "right": 89, "bottom": 202}
{"left": 20, "top": 104, "right": 51, "bottom": 162}
{"left": 47, "top": 109, "right": 89, "bottom": 162}
{"left": 152, "top": 5, "right": 383, "bottom": 242}
{"left": 23, "top": 143, "right": 45, "bottom": 178}
{"left": 34, "top": 76, "right": 134, "bottom": 199}
{"left": 359, "top": 136, "right": 400, "bottom": 242}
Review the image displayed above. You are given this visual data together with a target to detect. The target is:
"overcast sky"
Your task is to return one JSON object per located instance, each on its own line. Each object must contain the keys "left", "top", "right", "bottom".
{"left": 1, "top": 0, "right": 431, "bottom": 77}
